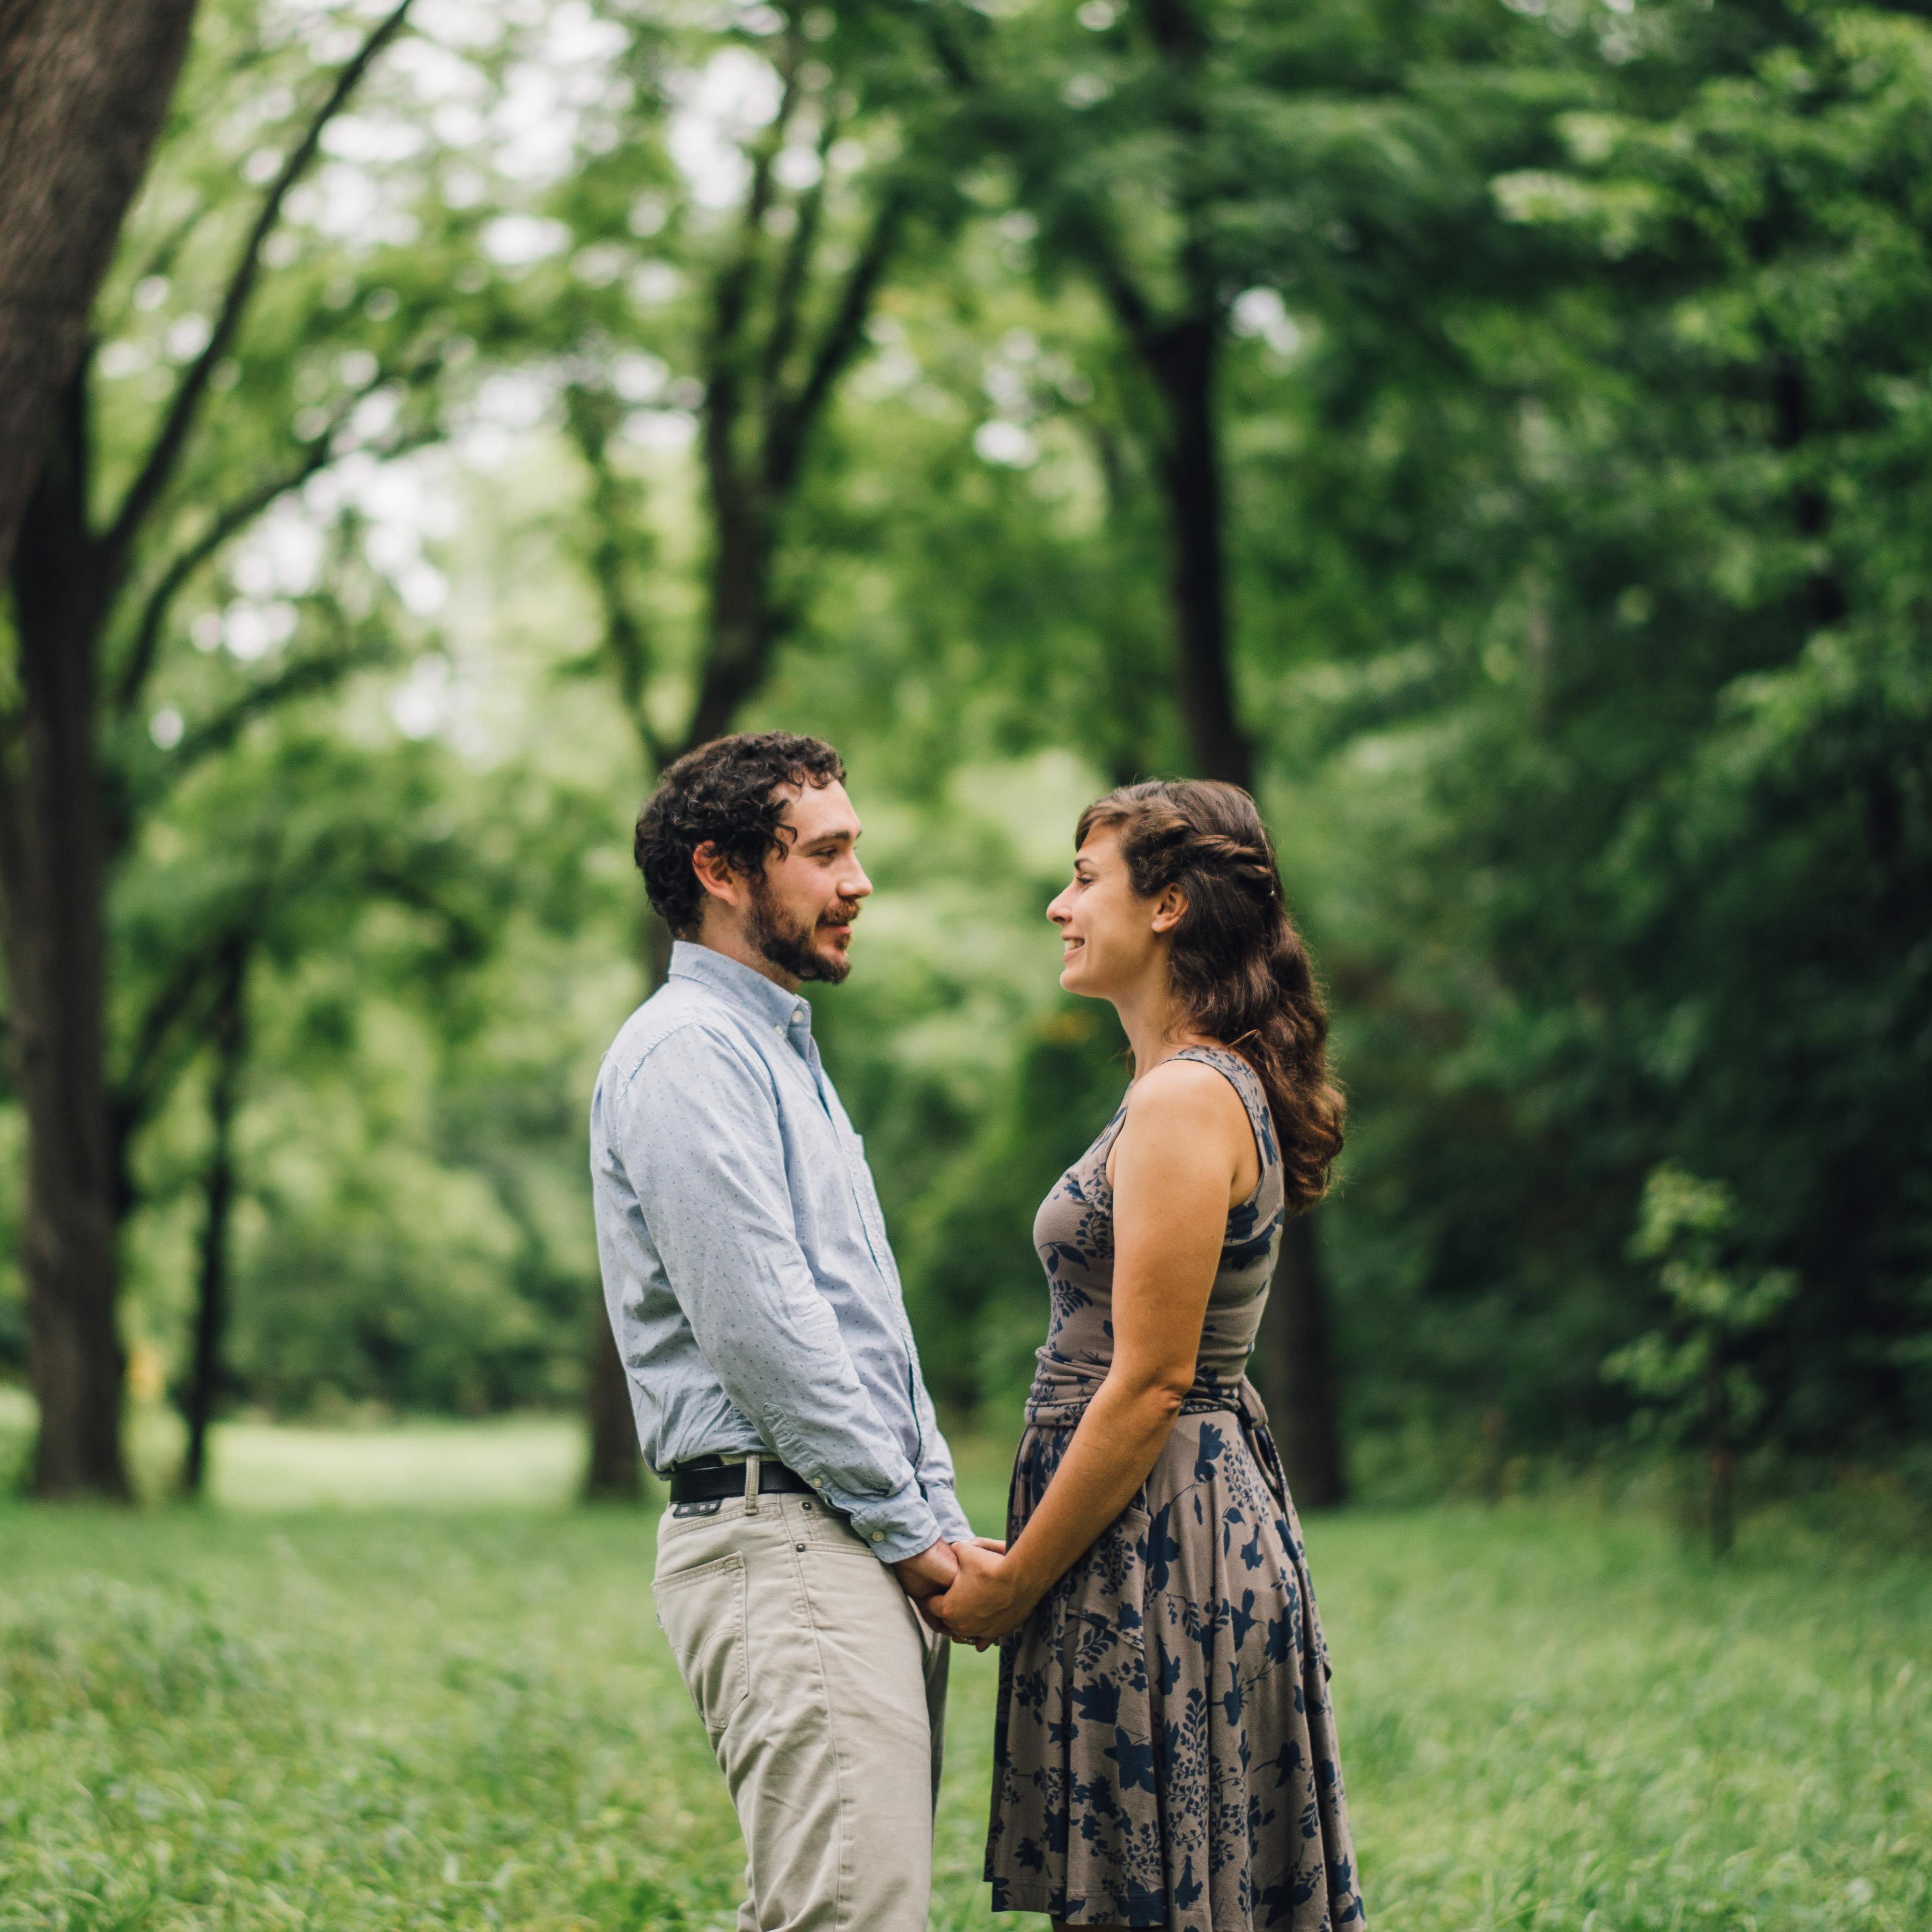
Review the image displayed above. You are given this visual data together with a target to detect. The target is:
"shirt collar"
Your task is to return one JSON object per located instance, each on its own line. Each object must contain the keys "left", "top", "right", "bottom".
{"left": 669, "top": 939, "right": 814, "bottom": 1040}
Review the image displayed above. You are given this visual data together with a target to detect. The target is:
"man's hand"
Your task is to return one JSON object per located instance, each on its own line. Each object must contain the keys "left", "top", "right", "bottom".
{"left": 925, "top": 1541, "right": 1033, "bottom": 1649}
{"left": 891, "top": 1539, "right": 960, "bottom": 1633}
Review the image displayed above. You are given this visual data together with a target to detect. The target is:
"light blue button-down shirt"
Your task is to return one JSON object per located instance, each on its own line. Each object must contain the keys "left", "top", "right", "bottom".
{"left": 589, "top": 941, "right": 971, "bottom": 1561}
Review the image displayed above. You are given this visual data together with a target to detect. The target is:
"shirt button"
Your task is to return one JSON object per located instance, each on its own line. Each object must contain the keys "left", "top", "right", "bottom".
{"left": 871, "top": 1530, "right": 885, "bottom": 1544}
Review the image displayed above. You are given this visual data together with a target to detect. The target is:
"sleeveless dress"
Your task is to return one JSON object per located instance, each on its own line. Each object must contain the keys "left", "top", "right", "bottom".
{"left": 985, "top": 1046, "right": 1367, "bottom": 1932}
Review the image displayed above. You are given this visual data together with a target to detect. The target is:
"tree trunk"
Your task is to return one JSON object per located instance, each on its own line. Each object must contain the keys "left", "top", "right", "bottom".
{"left": 579, "top": 142, "right": 894, "bottom": 1490}
{"left": 0, "top": 0, "right": 198, "bottom": 580}
{"left": 1152, "top": 320, "right": 1251, "bottom": 791}
{"left": 1270, "top": 1216, "right": 1347, "bottom": 1509}
{"left": 583, "top": 1314, "right": 643, "bottom": 1503}
{"left": 1147, "top": 315, "right": 1349, "bottom": 1509}
{"left": 582, "top": 909, "right": 675, "bottom": 1502}
{"left": 686, "top": 487, "right": 776, "bottom": 751}
{"left": 1707, "top": 1445, "right": 1735, "bottom": 1561}
{"left": 0, "top": 379, "right": 127, "bottom": 1499}
{"left": 578, "top": 509, "right": 773, "bottom": 1504}
{"left": 182, "top": 935, "right": 246, "bottom": 1498}
{"left": 583, "top": 375, "right": 782, "bottom": 1501}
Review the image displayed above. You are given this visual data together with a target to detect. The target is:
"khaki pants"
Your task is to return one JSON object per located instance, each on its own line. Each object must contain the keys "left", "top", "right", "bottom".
{"left": 652, "top": 1484, "right": 950, "bottom": 1932}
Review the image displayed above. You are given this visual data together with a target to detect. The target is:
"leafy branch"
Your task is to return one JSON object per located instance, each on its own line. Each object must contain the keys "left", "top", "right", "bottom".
{"left": 168, "top": 635, "right": 395, "bottom": 781}
{"left": 99, "top": 0, "right": 416, "bottom": 592}
{"left": 112, "top": 348, "right": 449, "bottom": 718}
{"left": 763, "top": 185, "right": 906, "bottom": 497}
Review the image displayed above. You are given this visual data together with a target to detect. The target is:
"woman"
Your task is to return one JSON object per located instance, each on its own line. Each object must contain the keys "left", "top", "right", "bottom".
{"left": 930, "top": 780, "right": 1366, "bottom": 1932}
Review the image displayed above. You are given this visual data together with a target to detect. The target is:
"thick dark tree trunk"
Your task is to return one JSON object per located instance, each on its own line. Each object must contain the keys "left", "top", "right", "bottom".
{"left": 687, "top": 511, "right": 778, "bottom": 754}
{"left": 577, "top": 120, "right": 898, "bottom": 1492}
{"left": 579, "top": 460, "right": 767, "bottom": 1510}
{"left": 0, "top": 383, "right": 127, "bottom": 1498}
{"left": 182, "top": 936, "right": 246, "bottom": 1498}
{"left": 583, "top": 1313, "right": 643, "bottom": 1503}
{"left": 1152, "top": 320, "right": 1251, "bottom": 791}
{"left": 1270, "top": 1217, "right": 1347, "bottom": 1509}
{"left": 1145, "top": 315, "right": 1349, "bottom": 1510}
{"left": 0, "top": 0, "right": 198, "bottom": 580}
{"left": 582, "top": 910, "right": 675, "bottom": 1502}
{"left": 583, "top": 1306, "right": 645, "bottom": 1499}
{"left": 2, "top": 0, "right": 417, "bottom": 1504}
{"left": 581, "top": 528, "right": 770, "bottom": 1502}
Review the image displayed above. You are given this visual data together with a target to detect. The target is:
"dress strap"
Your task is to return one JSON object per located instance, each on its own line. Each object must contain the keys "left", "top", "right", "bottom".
{"left": 1169, "top": 1045, "right": 1279, "bottom": 1173}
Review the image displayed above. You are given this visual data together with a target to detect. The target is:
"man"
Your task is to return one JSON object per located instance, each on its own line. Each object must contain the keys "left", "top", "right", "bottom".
{"left": 590, "top": 730, "right": 973, "bottom": 1932}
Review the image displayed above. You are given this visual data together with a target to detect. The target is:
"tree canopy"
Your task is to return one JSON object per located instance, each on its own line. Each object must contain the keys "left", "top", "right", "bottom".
{"left": 1, "top": 0, "right": 1926, "bottom": 1504}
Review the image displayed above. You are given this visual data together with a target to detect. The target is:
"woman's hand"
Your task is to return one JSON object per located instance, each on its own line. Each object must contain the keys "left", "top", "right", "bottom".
{"left": 928, "top": 1542, "right": 1033, "bottom": 1647}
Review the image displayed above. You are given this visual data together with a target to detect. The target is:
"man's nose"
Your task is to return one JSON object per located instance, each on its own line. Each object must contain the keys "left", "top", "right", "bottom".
{"left": 841, "top": 862, "right": 873, "bottom": 901}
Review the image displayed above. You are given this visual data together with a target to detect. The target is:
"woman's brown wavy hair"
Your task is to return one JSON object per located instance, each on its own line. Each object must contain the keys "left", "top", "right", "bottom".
{"left": 1076, "top": 779, "right": 1345, "bottom": 1214}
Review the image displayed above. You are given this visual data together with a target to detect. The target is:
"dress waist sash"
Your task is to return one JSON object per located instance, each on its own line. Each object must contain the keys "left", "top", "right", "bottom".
{"left": 1023, "top": 1354, "right": 1292, "bottom": 1515}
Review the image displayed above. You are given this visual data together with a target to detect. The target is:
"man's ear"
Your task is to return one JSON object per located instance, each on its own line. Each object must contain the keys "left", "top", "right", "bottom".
{"left": 1150, "top": 886, "right": 1188, "bottom": 936}
{"left": 691, "top": 840, "right": 745, "bottom": 909}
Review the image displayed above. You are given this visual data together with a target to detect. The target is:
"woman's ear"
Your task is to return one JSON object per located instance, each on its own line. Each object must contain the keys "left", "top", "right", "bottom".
{"left": 1149, "top": 886, "right": 1188, "bottom": 935}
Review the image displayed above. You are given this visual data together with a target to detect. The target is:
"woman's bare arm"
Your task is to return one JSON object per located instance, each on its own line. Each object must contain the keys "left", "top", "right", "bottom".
{"left": 931, "top": 1059, "right": 1252, "bottom": 1643}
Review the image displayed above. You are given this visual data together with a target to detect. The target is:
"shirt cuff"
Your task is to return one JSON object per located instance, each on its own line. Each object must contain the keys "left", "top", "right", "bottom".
{"left": 925, "top": 1481, "right": 974, "bottom": 1545}
{"left": 844, "top": 1479, "right": 943, "bottom": 1565}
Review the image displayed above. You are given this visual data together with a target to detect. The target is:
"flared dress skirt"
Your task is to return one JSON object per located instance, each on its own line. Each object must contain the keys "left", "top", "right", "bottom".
{"left": 986, "top": 1388, "right": 1366, "bottom": 1932}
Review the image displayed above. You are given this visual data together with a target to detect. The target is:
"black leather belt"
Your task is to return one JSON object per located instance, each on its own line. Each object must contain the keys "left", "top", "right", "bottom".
{"left": 668, "top": 1457, "right": 813, "bottom": 1504}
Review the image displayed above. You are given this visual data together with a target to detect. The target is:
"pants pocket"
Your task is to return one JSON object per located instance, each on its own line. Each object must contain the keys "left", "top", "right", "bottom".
{"left": 653, "top": 1551, "right": 750, "bottom": 1740}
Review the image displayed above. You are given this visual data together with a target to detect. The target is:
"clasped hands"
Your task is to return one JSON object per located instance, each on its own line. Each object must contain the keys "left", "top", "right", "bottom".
{"left": 891, "top": 1537, "right": 1030, "bottom": 1648}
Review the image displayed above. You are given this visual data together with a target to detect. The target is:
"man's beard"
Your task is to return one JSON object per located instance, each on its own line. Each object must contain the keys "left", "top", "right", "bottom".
{"left": 748, "top": 879, "right": 857, "bottom": 985}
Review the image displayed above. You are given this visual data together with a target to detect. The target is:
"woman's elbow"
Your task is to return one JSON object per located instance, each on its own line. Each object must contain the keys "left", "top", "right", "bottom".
{"left": 1115, "top": 1368, "right": 1192, "bottom": 1422}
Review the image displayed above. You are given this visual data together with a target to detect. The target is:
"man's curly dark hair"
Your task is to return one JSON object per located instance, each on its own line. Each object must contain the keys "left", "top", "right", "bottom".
{"left": 636, "top": 732, "right": 847, "bottom": 938}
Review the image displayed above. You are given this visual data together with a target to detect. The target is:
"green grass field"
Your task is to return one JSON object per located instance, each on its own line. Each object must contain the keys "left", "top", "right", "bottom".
{"left": 2, "top": 1422, "right": 1928, "bottom": 1931}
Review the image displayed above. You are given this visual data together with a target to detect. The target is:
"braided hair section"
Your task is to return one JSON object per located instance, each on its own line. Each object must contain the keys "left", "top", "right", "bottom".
{"left": 1075, "top": 780, "right": 1346, "bottom": 1214}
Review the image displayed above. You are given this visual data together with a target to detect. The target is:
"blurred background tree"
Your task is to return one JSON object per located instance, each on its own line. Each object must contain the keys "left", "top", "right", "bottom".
{"left": 1606, "top": 1164, "right": 1798, "bottom": 1556}
{"left": 0, "top": 0, "right": 1925, "bottom": 1517}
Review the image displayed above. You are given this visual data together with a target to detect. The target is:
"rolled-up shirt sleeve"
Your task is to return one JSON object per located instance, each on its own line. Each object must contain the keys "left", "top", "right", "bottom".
{"left": 614, "top": 1023, "right": 943, "bottom": 1562}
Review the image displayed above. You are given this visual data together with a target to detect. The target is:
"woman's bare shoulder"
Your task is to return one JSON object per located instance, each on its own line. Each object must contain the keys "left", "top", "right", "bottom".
{"left": 1122, "top": 1054, "right": 1251, "bottom": 1140}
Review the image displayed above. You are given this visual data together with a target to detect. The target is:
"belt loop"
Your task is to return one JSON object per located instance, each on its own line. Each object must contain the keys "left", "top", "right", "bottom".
{"left": 744, "top": 1452, "right": 761, "bottom": 1516}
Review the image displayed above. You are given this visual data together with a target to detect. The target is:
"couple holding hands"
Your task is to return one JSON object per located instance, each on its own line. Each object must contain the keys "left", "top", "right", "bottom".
{"left": 590, "top": 731, "right": 1366, "bottom": 1932}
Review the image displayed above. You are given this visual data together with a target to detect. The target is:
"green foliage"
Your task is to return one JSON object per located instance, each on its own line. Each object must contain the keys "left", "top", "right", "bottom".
{"left": 0, "top": 1390, "right": 30, "bottom": 1498}
{"left": 1610, "top": 1167, "right": 1801, "bottom": 1436}
{"left": 899, "top": 998, "right": 1129, "bottom": 1418}
{"left": 1237, "top": 0, "right": 1932, "bottom": 1472}
{"left": 1605, "top": 1166, "right": 1799, "bottom": 1552}
{"left": 4, "top": 0, "right": 1927, "bottom": 1504}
